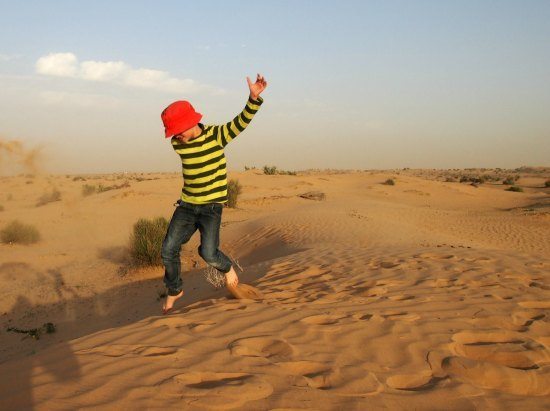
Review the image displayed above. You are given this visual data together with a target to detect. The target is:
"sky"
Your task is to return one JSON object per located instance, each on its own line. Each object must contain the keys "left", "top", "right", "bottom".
{"left": 0, "top": 0, "right": 549, "bottom": 174}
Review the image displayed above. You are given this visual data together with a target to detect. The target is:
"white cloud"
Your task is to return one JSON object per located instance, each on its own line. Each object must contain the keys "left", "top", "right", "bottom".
{"left": 35, "top": 52, "right": 223, "bottom": 95}
{"left": 36, "top": 52, "right": 78, "bottom": 77}
{"left": 80, "top": 60, "right": 129, "bottom": 81}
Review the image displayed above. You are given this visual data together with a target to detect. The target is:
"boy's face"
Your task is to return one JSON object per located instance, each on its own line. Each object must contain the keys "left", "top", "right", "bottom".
{"left": 174, "top": 125, "right": 197, "bottom": 143}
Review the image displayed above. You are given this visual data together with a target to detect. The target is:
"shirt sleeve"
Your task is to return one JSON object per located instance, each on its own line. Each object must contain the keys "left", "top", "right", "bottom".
{"left": 216, "top": 95, "right": 264, "bottom": 148}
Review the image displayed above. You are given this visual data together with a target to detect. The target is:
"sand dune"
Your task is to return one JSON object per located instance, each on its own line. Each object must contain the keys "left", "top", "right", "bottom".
{"left": 0, "top": 169, "right": 549, "bottom": 409}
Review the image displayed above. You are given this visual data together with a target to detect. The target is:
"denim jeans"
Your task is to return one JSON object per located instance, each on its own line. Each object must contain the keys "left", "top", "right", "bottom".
{"left": 161, "top": 200, "right": 232, "bottom": 296}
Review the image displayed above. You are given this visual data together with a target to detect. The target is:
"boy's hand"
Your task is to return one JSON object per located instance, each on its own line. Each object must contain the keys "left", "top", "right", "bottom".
{"left": 247, "top": 73, "right": 267, "bottom": 101}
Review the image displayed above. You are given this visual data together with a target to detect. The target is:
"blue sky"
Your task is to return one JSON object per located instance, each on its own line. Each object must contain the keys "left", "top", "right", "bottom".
{"left": 0, "top": 0, "right": 549, "bottom": 173}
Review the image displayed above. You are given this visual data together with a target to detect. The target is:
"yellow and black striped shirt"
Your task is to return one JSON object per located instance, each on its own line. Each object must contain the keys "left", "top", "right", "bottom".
{"left": 170, "top": 95, "right": 264, "bottom": 204}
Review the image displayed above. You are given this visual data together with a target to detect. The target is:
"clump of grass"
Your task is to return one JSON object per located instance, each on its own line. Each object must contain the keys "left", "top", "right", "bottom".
{"left": 36, "top": 189, "right": 61, "bottom": 207}
{"left": 279, "top": 170, "right": 297, "bottom": 175}
{"left": 263, "top": 165, "right": 278, "bottom": 175}
{"left": 82, "top": 184, "right": 97, "bottom": 196}
{"left": 383, "top": 178, "right": 395, "bottom": 185}
{"left": 73, "top": 176, "right": 86, "bottom": 181}
{"left": 244, "top": 165, "right": 257, "bottom": 171}
{"left": 129, "top": 217, "right": 169, "bottom": 266}
{"left": 1, "top": 220, "right": 41, "bottom": 244}
{"left": 227, "top": 178, "right": 242, "bottom": 208}
{"left": 545, "top": 180, "right": 550, "bottom": 188}
{"left": 502, "top": 176, "right": 519, "bottom": 185}
{"left": 6, "top": 322, "right": 56, "bottom": 340}
{"left": 96, "top": 181, "right": 130, "bottom": 193}
{"left": 506, "top": 186, "right": 523, "bottom": 192}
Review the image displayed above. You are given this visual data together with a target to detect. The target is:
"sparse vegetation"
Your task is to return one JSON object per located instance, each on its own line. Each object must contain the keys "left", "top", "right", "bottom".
{"left": 263, "top": 165, "right": 278, "bottom": 175}
{"left": 73, "top": 176, "right": 86, "bottom": 181}
{"left": 6, "top": 322, "right": 56, "bottom": 340}
{"left": 36, "top": 189, "right": 61, "bottom": 207}
{"left": 1, "top": 220, "right": 41, "bottom": 244}
{"left": 506, "top": 186, "right": 523, "bottom": 192}
{"left": 96, "top": 181, "right": 130, "bottom": 193}
{"left": 227, "top": 178, "right": 242, "bottom": 208}
{"left": 383, "top": 178, "right": 395, "bottom": 185}
{"left": 81, "top": 181, "right": 131, "bottom": 196}
{"left": 129, "top": 217, "right": 169, "bottom": 266}
{"left": 244, "top": 165, "right": 257, "bottom": 171}
{"left": 82, "top": 184, "right": 97, "bottom": 196}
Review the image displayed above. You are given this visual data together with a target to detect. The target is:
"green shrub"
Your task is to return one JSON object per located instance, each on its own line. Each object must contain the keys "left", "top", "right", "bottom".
{"left": 82, "top": 184, "right": 96, "bottom": 196}
{"left": 36, "top": 189, "right": 61, "bottom": 207}
{"left": 129, "top": 217, "right": 169, "bottom": 266}
{"left": 506, "top": 186, "right": 523, "bottom": 192}
{"left": 383, "top": 178, "right": 395, "bottom": 185}
{"left": 263, "top": 165, "right": 277, "bottom": 175}
{"left": 1, "top": 220, "right": 41, "bottom": 244}
{"left": 227, "top": 179, "right": 242, "bottom": 208}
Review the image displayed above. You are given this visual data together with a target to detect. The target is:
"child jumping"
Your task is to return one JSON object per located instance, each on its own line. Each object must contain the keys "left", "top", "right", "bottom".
{"left": 160, "top": 73, "right": 267, "bottom": 314}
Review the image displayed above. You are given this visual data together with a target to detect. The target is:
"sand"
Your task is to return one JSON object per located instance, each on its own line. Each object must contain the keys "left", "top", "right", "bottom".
{"left": 0, "top": 168, "right": 549, "bottom": 410}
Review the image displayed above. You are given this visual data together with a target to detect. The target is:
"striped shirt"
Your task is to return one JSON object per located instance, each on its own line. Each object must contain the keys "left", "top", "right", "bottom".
{"left": 170, "top": 95, "right": 264, "bottom": 205}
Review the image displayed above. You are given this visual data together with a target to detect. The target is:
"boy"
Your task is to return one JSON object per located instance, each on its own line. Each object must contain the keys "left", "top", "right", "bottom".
{"left": 160, "top": 73, "right": 267, "bottom": 314}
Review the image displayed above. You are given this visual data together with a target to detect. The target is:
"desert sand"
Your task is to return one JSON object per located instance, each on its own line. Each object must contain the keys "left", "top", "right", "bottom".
{"left": 0, "top": 168, "right": 549, "bottom": 410}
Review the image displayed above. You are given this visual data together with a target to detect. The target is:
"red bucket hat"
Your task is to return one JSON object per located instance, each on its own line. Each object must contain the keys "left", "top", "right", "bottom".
{"left": 161, "top": 100, "right": 203, "bottom": 138}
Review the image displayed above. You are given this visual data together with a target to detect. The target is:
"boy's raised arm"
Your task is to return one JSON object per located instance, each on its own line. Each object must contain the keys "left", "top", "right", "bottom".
{"left": 217, "top": 95, "right": 264, "bottom": 148}
{"left": 216, "top": 73, "right": 267, "bottom": 148}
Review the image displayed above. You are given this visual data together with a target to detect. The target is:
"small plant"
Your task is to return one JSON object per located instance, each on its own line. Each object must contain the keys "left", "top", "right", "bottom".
{"left": 545, "top": 180, "right": 550, "bottom": 188}
{"left": 82, "top": 184, "right": 97, "bottom": 196}
{"left": 502, "top": 176, "right": 517, "bottom": 185}
{"left": 506, "top": 186, "right": 523, "bottom": 192}
{"left": 1, "top": 220, "right": 41, "bottom": 244}
{"left": 6, "top": 322, "right": 56, "bottom": 340}
{"left": 129, "top": 217, "right": 169, "bottom": 266}
{"left": 263, "top": 165, "right": 277, "bottom": 175}
{"left": 73, "top": 176, "right": 86, "bottom": 181}
{"left": 36, "top": 189, "right": 61, "bottom": 207}
{"left": 227, "top": 178, "right": 242, "bottom": 208}
{"left": 383, "top": 178, "right": 395, "bottom": 185}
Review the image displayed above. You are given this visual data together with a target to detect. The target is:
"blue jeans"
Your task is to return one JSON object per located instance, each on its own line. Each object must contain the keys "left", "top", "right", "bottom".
{"left": 161, "top": 200, "right": 232, "bottom": 296}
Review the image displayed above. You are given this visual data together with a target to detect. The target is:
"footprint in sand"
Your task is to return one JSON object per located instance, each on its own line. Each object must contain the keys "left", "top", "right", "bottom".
{"left": 274, "top": 361, "right": 382, "bottom": 396}
{"left": 386, "top": 371, "right": 436, "bottom": 391}
{"left": 387, "top": 294, "right": 415, "bottom": 301}
{"left": 299, "top": 313, "right": 348, "bottom": 327}
{"left": 441, "top": 356, "right": 550, "bottom": 396}
{"left": 228, "top": 336, "right": 294, "bottom": 361}
{"left": 518, "top": 301, "right": 550, "bottom": 309}
{"left": 158, "top": 371, "right": 273, "bottom": 409}
{"left": 414, "top": 253, "right": 456, "bottom": 260}
{"left": 77, "top": 344, "right": 184, "bottom": 358}
{"left": 186, "top": 320, "right": 217, "bottom": 332}
{"left": 450, "top": 331, "right": 546, "bottom": 371}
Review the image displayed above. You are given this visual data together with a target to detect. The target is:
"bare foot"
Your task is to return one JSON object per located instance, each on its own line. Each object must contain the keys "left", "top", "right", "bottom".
{"left": 162, "top": 290, "right": 184, "bottom": 315}
{"left": 225, "top": 267, "right": 239, "bottom": 288}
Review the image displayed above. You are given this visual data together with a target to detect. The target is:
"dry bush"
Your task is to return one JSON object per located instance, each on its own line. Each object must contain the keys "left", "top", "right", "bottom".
{"left": 383, "top": 178, "right": 395, "bottom": 185}
{"left": 129, "top": 217, "right": 169, "bottom": 266}
{"left": 82, "top": 184, "right": 97, "bottom": 196}
{"left": 227, "top": 178, "right": 242, "bottom": 208}
{"left": 263, "top": 165, "right": 277, "bottom": 175}
{"left": 1, "top": 220, "right": 41, "bottom": 244}
{"left": 36, "top": 189, "right": 61, "bottom": 207}
{"left": 506, "top": 186, "right": 523, "bottom": 192}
